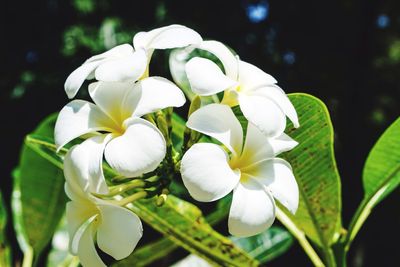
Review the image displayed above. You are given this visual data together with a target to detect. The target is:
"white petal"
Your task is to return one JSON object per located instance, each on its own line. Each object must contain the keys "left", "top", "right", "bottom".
{"left": 88, "top": 81, "right": 134, "bottom": 125}
{"left": 172, "top": 254, "right": 212, "bottom": 267}
{"left": 95, "top": 49, "right": 147, "bottom": 82}
{"left": 97, "top": 204, "right": 143, "bottom": 260}
{"left": 251, "top": 85, "right": 299, "bottom": 128}
{"left": 181, "top": 143, "right": 240, "bottom": 202}
{"left": 238, "top": 94, "right": 286, "bottom": 138}
{"left": 245, "top": 159, "right": 299, "bottom": 214}
{"left": 239, "top": 123, "right": 275, "bottom": 166}
{"left": 133, "top": 24, "right": 202, "bottom": 50}
{"left": 86, "top": 44, "right": 134, "bottom": 63}
{"left": 64, "top": 61, "right": 102, "bottom": 99}
{"left": 104, "top": 118, "right": 166, "bottom": 177}
{"left": 228, "top": 178, "right": 275, "bottom": 237}
{"left": 238, "top": 60, "right": 277, "bottom": 90}
{"left": 197, "top": 40, "right": 238, "bottom": 80}
{"left": 185, "top": 57, "right": 237, "bottom": 96}
{"left": 130, "top": 76, "right": 186, "bottom": 117}
{"left": 77, "top": 222, "right": 106, "bottom": 267}
{"left": 239, "top": 124, "right": 298, "bottom": 166}
{"left": 270, "top": 133, "right": 298, "bottom": 155}
{"left": 54, "top": 100, "right": 117, "bottom": 150}
{"left": 66, "top": 201, "right": 97, "bottom": 254}
{"left": 73, "top": 135, "right": 112, "bottom": 194}
{"left": 187, "top": 104, "right": 243, "bottom": 154}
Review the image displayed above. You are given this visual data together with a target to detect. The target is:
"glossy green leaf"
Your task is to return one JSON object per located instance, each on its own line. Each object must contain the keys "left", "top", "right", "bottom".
{"left": 14, "top": 114, "right": 67, "bottom": 260}
{"left": 362, "top": 116, "right": 400, "bottom": 206}
{"left": 113, "top": 193, "right": 232, "bottom": 267}
{"left": 173, "top": 227, "right": 293, "bottom": 267}
{"left": 24, "top": 134, "right": 257, "bottom": 267}
{"left": 280, "top": 93, "right": 342, "bottom": 247}
{"left": 344, "top": 116, "right": 400, "bottom": 249}
{"left": 231, "top": 226, "right": 293, "bottom": 263}
{"left": 0, "top": 191, "right": 11, "bottom": 267}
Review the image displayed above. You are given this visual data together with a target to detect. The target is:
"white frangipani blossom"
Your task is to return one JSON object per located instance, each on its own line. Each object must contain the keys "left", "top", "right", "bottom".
{"left": 185, "top": 40, "right": 299, "bottom": 137}
{"left": 180, "top": 104, "right": 299, "bottom": 237}
{"left": 64, "top": 143, "right": 142, "bottom": 267}
{"left": 55, "top": 78, "right": 186, "bottom": 179}
{"left": 65, "top": 24, "right": 202, "bottom": 98}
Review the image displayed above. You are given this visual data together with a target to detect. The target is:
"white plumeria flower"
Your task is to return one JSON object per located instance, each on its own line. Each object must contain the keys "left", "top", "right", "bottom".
{"left": 55, "top": 78, "right": 185, "bottom": 179}
{"left": 185, "top": 40, "right": 299, "bottom": 137}
{"left": 180, "top": 104, "right": 299, "bottom": 237}
{"left": 64, "top": 143, "right": 142, "bottom": 267}
{"left": 65, "top": 24, "right": 202, "bottom": 98}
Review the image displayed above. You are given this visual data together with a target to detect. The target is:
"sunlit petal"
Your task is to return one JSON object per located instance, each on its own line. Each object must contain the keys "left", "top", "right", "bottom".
{"left": 85, "top": 44, "right": 134, "bottom": 63}
{"left": 228, "top": 178, "right": 275, "bottom": 237}
{"left": 77, "top": 222, "right": 106, "bottom": 267}
{"left": 97, "top": 204, "right": 143, "bottom": 260}
{"left": 187, "top": 104, "right": 243, "bottom": 154}
{"left": 250, "top": 85, "right": 299, "bottom": 128}
{"left": 64, "top": 61, "right": 102, "bottom": 99}
{"left": 88, "top": 81, "right": 134, "bottom": 124}
{"left": 240, "top": 124, "right": 298, "bottom": 166}
{"left": 186, "top": 57, "right": 237, "bottom": 96}
{"left": 95, "top": 49, "right": 147, "bottom": 82}
{"left": 197, "top": 40, "right": 238, "bottom": 80}
{"left": 131, "top": 76, "right": 186, "bottom": 117}
{"left": 66, "top": 201, "right": 97, "bottom": 254}
{"left": 238, "top": 94, "right": 286, "bottom": 138}
{"left": 133, "top": 24, "right": 202, "bottom": 50}
{"left": 245, "top": 159, "right": 299, "bottom": 214}
{"left": 238, "top": 60, "right": 277, "bottom": 90}
{"left": 181, "top": 143, "right": 240, "bottom": 202}
{"left": 54, "top": 100, "right": 117, "bottom": 150}
{"left": 104, "top": 118, "right": 166, "bottom": 177}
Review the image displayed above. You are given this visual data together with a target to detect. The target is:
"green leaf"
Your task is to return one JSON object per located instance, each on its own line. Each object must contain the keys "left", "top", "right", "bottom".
{"left": 14, "top": 114, "right": 67, "bottom": 261}
{"left": 363, "top": 116, "right": 400, "bottom": 206}
{"left": 231, "top": 226, "right": 293, "bottom": 263}
{"left": 24, "top": 134, "right": 257, "bottom": 267}
{"left": 0, "top": 190, "right": 11, "bottom": 267}
{"left": 344, "top": 116, "right": 400, "bottom": 249}
{"left": 173, "top": 227, "right": 293, "bottom": 267}
{"left": 113, "top": 194, "right": 232, "bottom": 267}
{"left": 281, "top": 93, "right": 342, "bottom": 248}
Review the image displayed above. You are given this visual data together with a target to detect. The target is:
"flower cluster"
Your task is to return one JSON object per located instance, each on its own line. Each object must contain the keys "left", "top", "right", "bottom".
{"left": 54, "top": 24, "right": 299, "bottom": 266}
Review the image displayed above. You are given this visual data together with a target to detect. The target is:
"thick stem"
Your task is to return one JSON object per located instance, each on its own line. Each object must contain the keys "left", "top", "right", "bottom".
{"left": 276, "top": 208, "right": 325, "bottom": 267}
{"left": 22, "top": 247, "right": 33, "bottom": 267}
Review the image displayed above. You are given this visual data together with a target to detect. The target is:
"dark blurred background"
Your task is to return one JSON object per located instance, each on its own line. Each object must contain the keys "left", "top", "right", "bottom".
{"left": 1, "top": 0, "right": 399, "bottom": 266}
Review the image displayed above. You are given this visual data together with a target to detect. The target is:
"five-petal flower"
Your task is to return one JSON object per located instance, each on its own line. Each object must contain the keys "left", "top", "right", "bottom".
{"left": 64, "top": 142, "right": 143, "bottom": 267}
{"left": 55, "top": 77, "right": 186, "bottom": 179}
{"left": 180, "top": 104, "right": 299, "bottom": 236}
{"left": 185, "top": 40, "right": 299, "bottom": 137}
{"left": 65, "top": 24, "right": 202, "bottom": 98}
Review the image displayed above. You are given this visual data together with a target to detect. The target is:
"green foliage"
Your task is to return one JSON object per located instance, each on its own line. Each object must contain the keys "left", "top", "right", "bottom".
{"left": 231, "top": 226, "right": 293, "bottom": 263}
{"left": 0, "top": 191, "right": 11, "bottom": 267}
{"left": 282, "top": 94, "right": 342, "bottom": 249}
{"left": 343, "top": 117, "right": 400, "bottom": 250}
{"left": 13, "top": 114, "right": 67, "bottom": 264}
{"left": 24, "top": 134, "right": 258, "bottom": 267}
{"left": 362, "top": 116, "right": 400, "bottom": 206}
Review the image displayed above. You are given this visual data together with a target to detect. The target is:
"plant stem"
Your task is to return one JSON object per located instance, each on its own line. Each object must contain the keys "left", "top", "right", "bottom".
{"left": 22, "top": 247, "right": 33, "bottom": 267}
{"left": 117, "top": 191, "right": 148, "bottom": 206}
{"left": 343, "top": 197, "right": 373, "bottom": 251}
{"left": 107, "top": 179, "right": 146, "bottom": 196}
{"left": 276, "top": 208, "right": 325, "bottom": 267}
